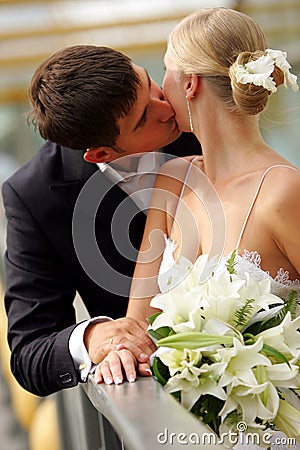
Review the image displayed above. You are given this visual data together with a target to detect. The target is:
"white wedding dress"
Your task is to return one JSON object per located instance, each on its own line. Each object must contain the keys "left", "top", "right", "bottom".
{"left": 157, "top": 160, "right": 300, "bottom": 449}
{"left": 158, "top": 160, "right": 299, "bottom": 299}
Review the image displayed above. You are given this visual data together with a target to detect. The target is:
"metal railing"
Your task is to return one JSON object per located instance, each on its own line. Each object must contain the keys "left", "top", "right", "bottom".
{"left": 56, "top": 375, "right": 227, "bottom": 450}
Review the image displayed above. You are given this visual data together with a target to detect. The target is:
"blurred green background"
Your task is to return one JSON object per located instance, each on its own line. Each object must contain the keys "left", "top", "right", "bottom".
{"left": 0, "top": 0, "right": 299, "bottom": 178}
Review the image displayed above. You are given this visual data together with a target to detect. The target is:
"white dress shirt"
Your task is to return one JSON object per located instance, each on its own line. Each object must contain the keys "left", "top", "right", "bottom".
{"left": 97, "top": 151, "right": 166, "bottom": 212}
{"left": 69, "top": 151, "right": 167, "bottom": 380}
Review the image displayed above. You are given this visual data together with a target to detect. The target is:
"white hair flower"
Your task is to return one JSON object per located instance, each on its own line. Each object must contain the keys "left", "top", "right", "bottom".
{"left": 236, "top": 54, "right": 277, "bottom": 92}
{"left": 266, "top": 49, "right": 299, "bottom": 92}
{"left": 235, "top": 48, "right": 298, "bottom": 93}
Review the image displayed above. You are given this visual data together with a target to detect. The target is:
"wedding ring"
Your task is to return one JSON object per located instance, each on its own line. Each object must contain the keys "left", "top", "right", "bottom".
{"left": 110, "top": 336, "right": 115, "bottom": 344}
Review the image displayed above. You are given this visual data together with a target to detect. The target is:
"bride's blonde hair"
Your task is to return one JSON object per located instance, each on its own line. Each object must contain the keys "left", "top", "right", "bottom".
{"left": 167, "top": 8, "right": 283, "bottom": 115}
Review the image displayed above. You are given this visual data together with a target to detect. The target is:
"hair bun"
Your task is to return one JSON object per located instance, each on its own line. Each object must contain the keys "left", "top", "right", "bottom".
{"left": 229, "top": 49, "right": 298, "bottom": 115}
{"left": 229, "top": 51, "right": 270, "bottom": 115}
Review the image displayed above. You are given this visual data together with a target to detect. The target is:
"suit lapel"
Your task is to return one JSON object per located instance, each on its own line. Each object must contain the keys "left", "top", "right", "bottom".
{"left": 61, "top": 147, "right": 96, "bottom": 183}
{"left": 49, "top": 147, "right": 97, "bottom": 203}
{"left": 50, "top": 146, "right": 143, "bottom": 218}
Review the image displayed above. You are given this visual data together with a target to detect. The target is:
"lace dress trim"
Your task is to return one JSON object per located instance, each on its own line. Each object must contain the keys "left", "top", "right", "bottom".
{"left": 159, "top": 238, "right": 300, "bottom": 302}
{"left": 241, "top": 249, "right": 300, "bottom": 290}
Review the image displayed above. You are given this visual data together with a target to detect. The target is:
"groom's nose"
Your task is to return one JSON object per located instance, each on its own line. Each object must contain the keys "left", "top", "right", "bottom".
{"left": 151, "top": 81, "right": 175, "bottom": 122}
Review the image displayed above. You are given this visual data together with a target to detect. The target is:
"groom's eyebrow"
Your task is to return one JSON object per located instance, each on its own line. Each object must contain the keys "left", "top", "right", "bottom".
{"left": 132, "top": 69, "right": 151, "bottom": 131}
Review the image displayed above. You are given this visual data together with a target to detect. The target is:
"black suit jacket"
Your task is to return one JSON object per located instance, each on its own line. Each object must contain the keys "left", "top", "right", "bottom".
{"left": 2, "top": 133, "right": 201, "bottom": 396}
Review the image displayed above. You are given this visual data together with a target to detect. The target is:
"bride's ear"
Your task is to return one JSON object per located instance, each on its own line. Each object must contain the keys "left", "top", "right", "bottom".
{"left": 184, "top": 74, "right": 199, "bottom": 100}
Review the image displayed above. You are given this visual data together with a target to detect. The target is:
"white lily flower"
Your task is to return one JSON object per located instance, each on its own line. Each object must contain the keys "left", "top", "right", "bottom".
{"left": 150, "top": 285, "right": 203, "bottom": 332}
{"left": 164, "top": 376, "right": 200, "bottom": 410}
{"left": 239, "top": 274, "right": 283, "bottom": 313}
{"left": 187, "top": 253, "right": 212, "bottom": 288}
{"left": 164, "top": 365, "right": 203, "bottom": 410}
{"left": 151, "top": 255, "right": 212, "bottom": 332}
{"left": 203, "top": 296, "right": 243, "bottom": 326}
{"left": 201, "top": 270, "right": 246, "bottom": 325}
{"left": 151, "top": 248, "right": 300, "bottom": 437}
{"left": 273, "top": 399, "right": 300, "bottom": 438}
{"left": 245, "top": 304, "right": 284, "bottom": 330}
{"left": 157, "top": 252, "right": 210, "bottom": 294}
{"left": 266, "top": 362, "right": 300, "bottom": 388}
{"left": 220, "top": 381, "right": 279, "bottom": 424}
{"left": 218, "top": 337, "right": 271, "bottom": 388}
{"left": 202, "top": 317, "right": 241, "bottom": 338}
{"left": 158, "top": 348, "right": 202, "bottom": 377}
{"left": 257, "top": 312, "right": 300, "bottom": 358}
{"left": 195, "top": 361, "right": 228, "bottom": 400}
{"left": 150, "top": 346, "right": 172, "bottom": 366}
{"left": 207, "top": 265, "right": 245, "bottom": 298}
{"left": 165, "top": 361, "right": 227, "bottom": 410}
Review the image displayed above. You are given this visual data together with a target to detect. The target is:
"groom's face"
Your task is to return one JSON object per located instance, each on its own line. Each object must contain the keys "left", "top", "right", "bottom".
{"left": 112, "top": 64, "right": 181, "bottom": 158}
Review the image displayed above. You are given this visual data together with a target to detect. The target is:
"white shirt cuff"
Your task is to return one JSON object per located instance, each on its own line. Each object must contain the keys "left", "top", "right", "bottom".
{"left": 69, "top": 316, "right": 113, "bottom": 381}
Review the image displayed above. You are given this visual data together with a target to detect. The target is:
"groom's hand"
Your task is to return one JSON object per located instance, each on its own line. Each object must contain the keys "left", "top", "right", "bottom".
{"left": 84, "top": 316, "right": 156, "bottom": 365}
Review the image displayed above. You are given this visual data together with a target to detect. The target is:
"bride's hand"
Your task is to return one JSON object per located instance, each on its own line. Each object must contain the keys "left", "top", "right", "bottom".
{"left": 94, "top": 349, "right": 152, "bottom": 385}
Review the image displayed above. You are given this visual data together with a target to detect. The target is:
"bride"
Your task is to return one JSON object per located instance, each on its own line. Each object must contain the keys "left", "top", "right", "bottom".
{"left": 96, "top": 7, "right": 300, "bottom": 433}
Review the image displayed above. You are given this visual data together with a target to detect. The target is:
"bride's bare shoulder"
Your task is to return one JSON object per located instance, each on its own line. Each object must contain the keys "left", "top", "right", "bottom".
{"left": 154, "top": 155, "right": 202, "bottom": 194}
{"left": 159, "top": 155, "right": 202, "bottom": 177}
{"left": 262, "top": 165, "right": 300, "bottom": 213}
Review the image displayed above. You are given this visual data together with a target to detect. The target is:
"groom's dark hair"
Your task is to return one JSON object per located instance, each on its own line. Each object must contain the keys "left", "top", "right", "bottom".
{"left": 28, "top": 45, "right": 141, "bottom": 149}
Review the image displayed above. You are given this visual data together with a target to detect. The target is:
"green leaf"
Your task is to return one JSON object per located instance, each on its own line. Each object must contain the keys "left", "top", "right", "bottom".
{"left": 157, "top": 332, "right": 233, "bottom": 349}
{"left": 256, "top": 365, "right": 268, "bottom": 406}
{"left": 262, "top": 343, "right": 291, "bottom": 368}
{"left": 247, "top": 289, "right": 298, "bottom": 336}
{"left": 148, "top": 326, "right": 174, "bottom": 341}
{"left": 286, "top": 289, "right": 298, "bottom": 320}
{"left": 226, "top": 249, "right": 237, "bottom": 276}
{"left": 158, "top": 326, "right": 174, "bottom": 338}
{"left": 151, "top": 356, "right": 170, "bottom": 386}
{"left": 191, "top": 395, "right": 224, "bottom": 433}
{"left": 243, "top": 332, "right": 255, "bottom": 344}
{"left": 148, "top": 328, "right": 163, "bottom": 341}
{"left": 234, "top": 298, "right": 255, "bottom": 329}
{"left": 147, "top": 312, "right": 161, "bottom": 326}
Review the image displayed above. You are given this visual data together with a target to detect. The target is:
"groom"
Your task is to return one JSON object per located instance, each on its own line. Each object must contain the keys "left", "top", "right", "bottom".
{"left": 2, "top": 45, "right": 201, "bottom": 396}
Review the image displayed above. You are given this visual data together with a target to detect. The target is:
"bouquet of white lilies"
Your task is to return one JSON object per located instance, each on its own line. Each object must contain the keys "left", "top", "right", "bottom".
{"left": 148, "top": 251, "right": 300, "bottom": 443}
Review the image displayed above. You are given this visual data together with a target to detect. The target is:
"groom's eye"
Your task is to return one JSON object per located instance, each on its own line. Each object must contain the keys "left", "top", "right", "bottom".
{"left": 140, "top": 114, "right": 148, "bottom": 127}
{"left": 138, "top": 109, "right": 148, "bottom": 128}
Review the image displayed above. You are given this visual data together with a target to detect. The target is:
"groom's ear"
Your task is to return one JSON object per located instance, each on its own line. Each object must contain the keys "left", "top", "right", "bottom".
{"left": 83, "top": 147, "right": 116, "bottom": 163}
{"left": 185, "top": 74, "right": 199, "bottom": 100}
